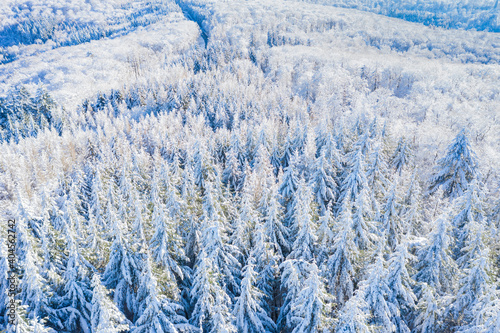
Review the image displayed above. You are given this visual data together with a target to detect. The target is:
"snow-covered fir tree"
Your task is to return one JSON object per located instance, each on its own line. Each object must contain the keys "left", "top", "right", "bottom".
{"left": 385, "top": 241, "right": 416, "bottom": 332}
{"left": 102, "top": 210, "right": 140, "bottom": 320}
{"left": 133, "top": 254, "right": 193, "bottom": 333}
{"left": 334, "top": 287, "right": 373, "bottom": 333}
{"left": 309, "top": 149, "right": 337, "bottom": 214}
{"left": 50, "top": 235, "right": 92, "bottom": 332}
{"left": 323, "top": 199, "right": 358, "bottom": 308}
{"left": 380, "top": 181, "right": 404, "bottom": 251}
{"left": 149, "top": 202, "right": 184, "bottom": 282}
{"left": 18, "top": 244, "right": 49, "bottom": 321}
{"left": 278, "top": 259, "right": 306, "bottom": 333}
{"left": 289, "top": 262, "right": 330, "bottom": 333}
{"left": 288, "top": 178, "right": 317, "bottom": 262}
{"left": 232, "top": 259, "right": 276, "bottom": 333}
{"left": 414, "top": 284, "right": 444, "bottom": 333}
{"left": 413, "top": 212, "right": 457, "bottom": 296}
{"left": 450, "top": 234, "right": 495, "bottom": 329}
{"left": 391, "top": 138, "right": 412, "bottom": 176}
{"left": 428, "top": 129, "right": 480, "bottom": 199}
{"left": 190, "top": 253, "right": 235, "bottom": 333}
{"left": 90, "top": 274, "right": 129, "bottom": 333}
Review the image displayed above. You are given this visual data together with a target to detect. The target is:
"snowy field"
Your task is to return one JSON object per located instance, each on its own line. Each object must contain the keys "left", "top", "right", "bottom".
{"left": 0, "top": 0, "right": 499, "bottom": 332}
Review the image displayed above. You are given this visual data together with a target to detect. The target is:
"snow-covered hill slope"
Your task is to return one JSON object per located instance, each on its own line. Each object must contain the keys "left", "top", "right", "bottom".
{"left": 0, "top": 0, "right": 184, "bottom": 63}
{"left": 0, "top": 1, "right": 201, "bottom": 108}
{"left": 290, "top": 0, "right": 500, "bottom": 32}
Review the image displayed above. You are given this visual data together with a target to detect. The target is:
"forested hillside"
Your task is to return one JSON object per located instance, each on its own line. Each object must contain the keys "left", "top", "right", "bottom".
{"left": 0, "top": 0, "right": 499, "bottom": 332}
{"left": 293, "top": 0, "right": 500, "bottom": 32}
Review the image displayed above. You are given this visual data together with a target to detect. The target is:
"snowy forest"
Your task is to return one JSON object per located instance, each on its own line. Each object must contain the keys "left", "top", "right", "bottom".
{"left": 0, "top": 0, "right": 499, "bottom": 332}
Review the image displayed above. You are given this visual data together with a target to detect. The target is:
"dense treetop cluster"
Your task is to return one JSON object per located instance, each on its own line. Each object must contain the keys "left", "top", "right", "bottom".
{"left": 1, "top": 79, "right": 498, "bottom": 332}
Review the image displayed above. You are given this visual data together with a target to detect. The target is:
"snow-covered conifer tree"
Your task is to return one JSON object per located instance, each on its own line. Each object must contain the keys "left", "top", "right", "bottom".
{"left": 231, "top": 184, "right": 256, "bottom": 263}
{"left": 149, "top": 202, "right": 184, "bottom": 282}
{"left": 352, "top": 188, "right": 377, "bottom": 252}
{"left": 279, "top": 152, "right": 300, "bottom": 221}
{"left": 134, "top": 255, "right": 193, "bottom": 333}
{"left": 253, "top": 128, "right": 270, "bottom": 167}
{"left": 278, "top": 259, "right": 306, "bottom": 333}
{"left": 288, "top": 178, "right": 317, "bottom": 262}
{"left": 38, "top": 187, "right": 57, "bottom": 272}
{"left": 90, "top": 274, "right": 129, "bottom": 333}
{"left": 66, "top": 182, "right": 86, "bottom": 241}
{"left": 260, "top": 182, "right": 289, "bottom": 257}
{"left": 131, "top": 189, "right": 146, "bottom": 246}
{"left": 19, "top": 244, "right": 49, "bottom": 320}
{"left": 457, "top": 288, "right": 500, "bottom": 333}
{"left": 6, "top": 304, "right": 41, "bottom": 333}
{"left": 232, "top": 260, "right": 276, "bottom": 333}
{"left": 323, "top": 200, "right": 357, "bottom": 307}
{"left": 162, "top": 163, "right": 184, "bottom": 221}
{"left": 428, "top": 129, "right": 479, "bottom": 199}
{"left": 289, "top": 263, "right": 330, "bottom": 333}
{"left": 320, "top": 132, "right": 343, "bottom": 173}
{"left": 400, "top": 173, "right": 425, "bottom": 236}
{"left": 223, "top": 143, "right": 243, "bottom": 194}
{"left": 190, "top": 255, "right": 217, "bottom": 331}
{"left": 209, "top": 291, "right": 237, "bottom": 333}
{"left": 450, "top": 179, "right": 486, "bottom": 257}
{"left": 391, "top": 138, "right": 412, "bottom": 176}
{"left": 381, "top": 182, "right": 404, "bottom": 251}
{"left": 249, "top": 221, "right": 279, "bottom": 321}
{"left": 366, "top": 146, "right": 390, "bottom": 196}
{"left": 14, "top": 196, "right": 34, "bottom": 264}
{"left": 88, "top": 168, "right": 104, "bottom": 227}
{"left": 190, "top": 254, "right": 235, "bottom": 333}
{"left": 385, "top": 241, "right": 416, "bottom": 332}
{"left": 451, "top": 233, "right": 494, "bottom": 328}
{"left": 316, "top": 204, "right": 335, "bottom": 265}
{"left": 414, "top": 213, "right": 457, "bottom": 296}
{"left": 193, "top": 143, "right": 216, "bottom": 193}
{"left": 84, "top": 211, "right": 107, "bottom": 267}
{"left": 414, "top": 284, "right": 444, "bottom": 333}
{"left": 281, "top": 135, "right": 294, "bottom": 170}
{"left": 309, "top": 150, "right": 336, "bottom": 214}
{"left": 362, "top": 250, "right": 396, "bottom": 332}
{"left": 51, "top": 236, "right": 92, "bottom": 333}
{"left": 253, "top": 143, "right": 276, "bottom": 197}
{"left": 119, "top": 164, "right": 134, "bottom": 208}
{"left": 334, "top": 287, "right": 372, "bottom": 333}
{"left": 150, "top": 165, "right": 162, "bottom": 206}
{"left": 455, "top": 217, "right": 486, "bottom": 272}
{"left": 352, "top": 132, "right": 371, "bottom": 157}
{"left": 198, "top": 180, "right": 241, "bottom": 299}
{"left": 102, "top": 213, "right": 139, "bottom": 319}
{"left": 338, "top": 146, "right": 369, "bottom": 208}
{"left": 270, "top": 141, "right": 282, "bottom": 177}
